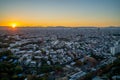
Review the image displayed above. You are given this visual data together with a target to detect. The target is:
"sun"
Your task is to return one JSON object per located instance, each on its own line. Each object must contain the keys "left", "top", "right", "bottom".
{"left": 12, "top": 24, "right": 16, "bottom": 28}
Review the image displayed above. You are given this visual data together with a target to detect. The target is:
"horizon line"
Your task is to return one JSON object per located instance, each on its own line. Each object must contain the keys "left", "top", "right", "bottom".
{"left": 0, "top": 25, "right": 120, "bottom": 28}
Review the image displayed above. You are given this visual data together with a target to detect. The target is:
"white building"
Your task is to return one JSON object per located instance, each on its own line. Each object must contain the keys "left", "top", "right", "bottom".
{"left": 110, "top": 43, "right": 120, "bottom": 55}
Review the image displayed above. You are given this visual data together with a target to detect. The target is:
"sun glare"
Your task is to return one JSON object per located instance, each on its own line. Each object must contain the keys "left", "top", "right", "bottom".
{"left": 12, "top": 24, "right": 16, "bottom": 28}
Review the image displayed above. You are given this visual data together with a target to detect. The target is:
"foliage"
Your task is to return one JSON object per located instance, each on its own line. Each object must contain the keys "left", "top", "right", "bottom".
{"left": 0, "top": 50, "right": 24, "bottom": 79}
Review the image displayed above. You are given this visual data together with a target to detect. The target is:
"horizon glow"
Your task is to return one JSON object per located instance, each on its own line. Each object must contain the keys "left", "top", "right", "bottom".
{"left": 0, "top": 0, "right": 120, "bottom": 27}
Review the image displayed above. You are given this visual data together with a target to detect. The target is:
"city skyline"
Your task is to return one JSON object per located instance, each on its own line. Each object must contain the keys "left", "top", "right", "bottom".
{"left": 0, "top": 0, "right": 120, "bottom": 27}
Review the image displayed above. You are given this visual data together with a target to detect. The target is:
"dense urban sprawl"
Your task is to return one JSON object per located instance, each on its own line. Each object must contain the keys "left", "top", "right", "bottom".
{"left": 0, "top": 27, "right": 120, "bottom": 80}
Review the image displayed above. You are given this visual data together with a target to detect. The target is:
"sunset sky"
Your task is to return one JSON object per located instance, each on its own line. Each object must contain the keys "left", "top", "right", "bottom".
{"left": 0, "top": 0, "right": 120, "bottom": 27}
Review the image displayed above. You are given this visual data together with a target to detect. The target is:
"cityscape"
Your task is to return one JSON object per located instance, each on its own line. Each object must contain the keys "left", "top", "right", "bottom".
{"left": 0, "top": 0, "right": 120, "bottom": 80}
{"left": 0, "top": 27, "right": 120, "bottom": 80}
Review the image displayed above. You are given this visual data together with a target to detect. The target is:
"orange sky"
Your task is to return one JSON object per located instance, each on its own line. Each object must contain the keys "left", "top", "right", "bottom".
{"left": 1, "top": 20, "right": 119, "bottom": 27}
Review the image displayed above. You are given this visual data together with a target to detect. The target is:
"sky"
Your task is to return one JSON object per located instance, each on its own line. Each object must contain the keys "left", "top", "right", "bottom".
{"left": 0, "top": 0, "right": 120, "bottom": 27}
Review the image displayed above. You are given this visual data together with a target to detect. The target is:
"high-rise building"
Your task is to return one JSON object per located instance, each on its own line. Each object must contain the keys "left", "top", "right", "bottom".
{"left": 110, "top": 42, "right": 120, "bottom": 55}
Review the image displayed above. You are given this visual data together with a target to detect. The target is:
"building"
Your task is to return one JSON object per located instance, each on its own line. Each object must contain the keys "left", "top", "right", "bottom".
{"left": 110, "top": 44, "right": 120, "bottom": 55}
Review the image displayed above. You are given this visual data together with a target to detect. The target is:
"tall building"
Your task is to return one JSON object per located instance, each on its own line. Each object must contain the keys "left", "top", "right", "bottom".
{"left": 110, "top": 42, "right": 120, "bottom": 55}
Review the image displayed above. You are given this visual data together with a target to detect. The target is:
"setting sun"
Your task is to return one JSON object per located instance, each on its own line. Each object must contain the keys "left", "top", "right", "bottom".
{"left": 12, "top": 24, "right": 16, "bottom": 28}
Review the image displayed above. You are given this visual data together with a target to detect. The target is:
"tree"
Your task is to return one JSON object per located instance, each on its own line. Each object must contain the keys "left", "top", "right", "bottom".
{"left": 14, "top": 66, "right": 23, "bottom": 74}
{"left": 54, "top": 65, "right": 63, "bottom": 72}
{"left": 0, "top": 50, "right": 24, "bottom": 79}
{"left": 40, "top": 64, "right": 53, "bottom": 73}
{"left": 75, "top": 60, "right": 83, "bottom": 66}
